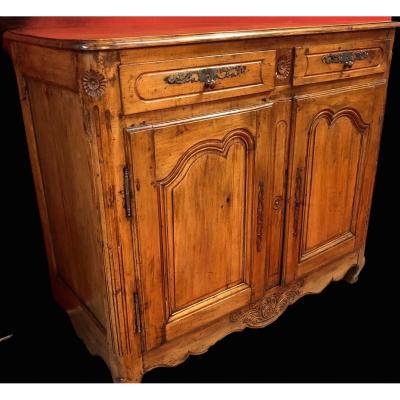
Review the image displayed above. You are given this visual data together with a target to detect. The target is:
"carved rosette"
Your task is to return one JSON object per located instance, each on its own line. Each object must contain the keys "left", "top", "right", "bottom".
{"left": 82, "top": 70, "right": 107, "bottom": 97}
{"left": 231, "top": 279, "right": 305, "bottom": 327}
{"left": 276, "top": 56, "right": 292, "bottom": 80}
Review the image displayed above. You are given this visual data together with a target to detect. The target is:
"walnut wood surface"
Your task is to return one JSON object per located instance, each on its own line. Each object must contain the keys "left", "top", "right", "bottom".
{"left": 4, "top": 20, "right": 397, "bottom": 382}
{"left": 293, "top": 39, "right": 390, "bottom": 85}
{"left": 119, "top": 50, "right": 275, "bottom": 114}
{"left": 283, "top": 84, "right": 386, "bottom": 282}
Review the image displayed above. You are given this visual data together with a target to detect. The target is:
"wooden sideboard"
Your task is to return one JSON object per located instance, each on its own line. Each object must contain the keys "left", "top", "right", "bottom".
{"left": 4, "top": 17, "right": 399, "bottom": 382}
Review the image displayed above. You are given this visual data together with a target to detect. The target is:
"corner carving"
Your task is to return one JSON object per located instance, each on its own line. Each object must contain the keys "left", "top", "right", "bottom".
{"left": 82, "top": 70, "right": 107, "bottom": 97}
{"left": 231, "top": 279, "right": 305, "bottom": 327}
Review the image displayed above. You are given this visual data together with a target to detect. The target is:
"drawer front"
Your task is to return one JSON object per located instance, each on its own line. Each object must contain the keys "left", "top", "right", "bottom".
{"left": 293, "top": 39, "right": 390, "bottom": 86}
{"left": 119, "top": 50, "right": 275, "bottom": 114}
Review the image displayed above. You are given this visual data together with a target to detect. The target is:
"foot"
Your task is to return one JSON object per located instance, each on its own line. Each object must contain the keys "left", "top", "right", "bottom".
{"left": 343, "top": 264, "right": 362, "bottom": 284}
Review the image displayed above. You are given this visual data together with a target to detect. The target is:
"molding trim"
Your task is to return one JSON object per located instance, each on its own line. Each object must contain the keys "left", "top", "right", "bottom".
{"left": 5, "top": 22, "right": 398, "bottom": 51}
{"left": 92, "top": 105, "right": 132, "bottom": 357}
{"left": 125, "top": 102, "right": 273, "bottom": 133}
{"left": 309, "top": 108, "right": 369, "bottom": 134}
{"left": 158, "top": 129, "right": 255, "bottom": 186}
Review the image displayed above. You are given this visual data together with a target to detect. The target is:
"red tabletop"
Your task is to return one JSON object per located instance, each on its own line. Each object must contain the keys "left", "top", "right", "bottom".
{"left": 7, "top": 17, "right": 392, "bottom": 41}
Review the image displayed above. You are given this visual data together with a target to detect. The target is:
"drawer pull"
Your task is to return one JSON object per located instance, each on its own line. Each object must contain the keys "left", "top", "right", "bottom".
{"left": 165, "top": 65, "right": 247, "bottom": 89}
{"left": 198, "top": 69, "right": 217, "bottom": 89}
{"left": 321, "top": 50, "right": 369, "bottom": 68}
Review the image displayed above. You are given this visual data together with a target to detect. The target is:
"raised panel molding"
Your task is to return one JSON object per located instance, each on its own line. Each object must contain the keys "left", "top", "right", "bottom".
{"left": 158, "top": 129, "right": 255, "bottom": 186}
{"left": 299, "top": 107, "right": 369, "bottom": 261}
{"left": 158, "top": 130, "right": 255, "bottom": 316}
{"left": 308, "top": 108, "right": 369, "bottom": 135}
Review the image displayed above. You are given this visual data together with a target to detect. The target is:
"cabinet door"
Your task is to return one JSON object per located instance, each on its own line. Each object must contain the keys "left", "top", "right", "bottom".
{"left": 126, "top": 103, "right": 289, "bottom": 351}
{"left": 284, "top": 85, "right": 385, "bottom": 281}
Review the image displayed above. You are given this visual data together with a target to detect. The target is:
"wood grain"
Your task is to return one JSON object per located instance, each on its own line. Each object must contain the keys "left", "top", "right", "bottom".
{"left": 293, "top": 39, "right": 390, "bottom": 85}
{"left": 119, "top": 51, "right": 275, "bottom": 114}
{"left": 26, "top": 79, "right": 108, "bottom": 329}
{"left": 126, "top": 104, "right": 281, "bottom": 348}
{"left": 143, "top": 251, "right": 358, "bottom": 372}
{"left": 283, "top": 84, "right": 383, "bottom": 282}
{"left": 4, "top": 20, "right": 396, "bottom": 382}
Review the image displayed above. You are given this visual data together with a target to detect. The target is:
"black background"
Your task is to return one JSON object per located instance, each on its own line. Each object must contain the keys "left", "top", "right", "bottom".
{"left": 0, "top": 18, "right": 399, "bottom": 383}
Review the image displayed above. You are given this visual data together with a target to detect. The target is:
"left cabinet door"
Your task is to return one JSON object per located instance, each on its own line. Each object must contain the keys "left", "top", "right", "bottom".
{"left": 126, "top": 104, "right": 288, "bottom": 351}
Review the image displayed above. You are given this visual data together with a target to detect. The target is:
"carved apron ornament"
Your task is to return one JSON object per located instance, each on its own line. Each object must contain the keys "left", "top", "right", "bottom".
{"left": 231, "top": 279, "right": 305, "bottom": 327}
{"left": 82, "top": 70, "right": 107, "bottom": 97}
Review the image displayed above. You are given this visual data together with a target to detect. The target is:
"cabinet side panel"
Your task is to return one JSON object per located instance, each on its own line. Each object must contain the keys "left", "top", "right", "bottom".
{"left": 27, "top": 79, "right": 107, "bottom": 329}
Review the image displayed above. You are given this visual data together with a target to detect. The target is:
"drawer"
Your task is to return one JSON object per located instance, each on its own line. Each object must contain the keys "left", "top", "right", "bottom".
{"left": 119, "top": 50, "right": 276, "bottom": 114}
{"left": 293, "top": 39, "right": 390, "bottom": 86}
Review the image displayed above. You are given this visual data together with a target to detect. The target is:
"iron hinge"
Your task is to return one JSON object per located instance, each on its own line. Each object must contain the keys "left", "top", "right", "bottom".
{"left": 21, "top": 76, "right": 29, "bottom": 100}
{"left": 123, "top": 166, "right": 132, "bottom": 218}
{"left": 133, "top": 292, "right": 142, "bottom": 334}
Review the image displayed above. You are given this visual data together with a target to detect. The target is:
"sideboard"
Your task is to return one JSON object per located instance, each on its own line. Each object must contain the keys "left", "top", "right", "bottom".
{"left": 4, "top": 17, "right": 399, "bottom": 382}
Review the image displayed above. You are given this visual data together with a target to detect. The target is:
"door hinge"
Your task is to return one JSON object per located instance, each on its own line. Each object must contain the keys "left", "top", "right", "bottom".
{"left": 123, "top": 166, "right": 132, "bottom": 218}
{"left": 293, "top": 167, "right": 303, "bottom": 237}
{"left": 133, "top": 292, "right": 142, "bottom": 334}
{"left": 21, "top": 76, "right": 29, "bottom": 100}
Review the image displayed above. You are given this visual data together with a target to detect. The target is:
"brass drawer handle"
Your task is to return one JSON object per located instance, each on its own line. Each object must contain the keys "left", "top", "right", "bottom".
{"left": 198, "top": 69, "right": 217, "bottom": 90}
{"left": 321, "top": 50, "right": 369, "bottom": 69}
{"left": 165, "top": 65, "right": 247, "bottom": 90}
